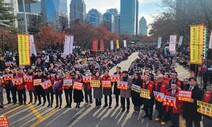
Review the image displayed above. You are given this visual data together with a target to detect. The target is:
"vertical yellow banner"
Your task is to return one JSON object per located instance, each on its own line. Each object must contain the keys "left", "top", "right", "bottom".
{"left": 18, "top": 34, "right": 30, "bottom": 66}
{"left": 116, "top": 40, "right": 120, "bottom": 49}
{"left": 190, "top": 24, "right": 204, "bottom": 65}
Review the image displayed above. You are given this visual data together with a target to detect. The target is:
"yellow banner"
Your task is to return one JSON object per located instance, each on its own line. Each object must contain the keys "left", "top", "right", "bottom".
{"left": 197, "top": 100, "right": 212, "bottom": 117}
{"left": 90, "top": 80, "right": 100, "bottom": 88}
{"left": 116, "top": 40, "right": 120, "bottom": 49}
{"left": 18, "top": 34, "right": 30, "bottom": 66}
{"left": 140, "top": 88, "right": 150, "bottom": 99}
{"left": 190, "top": 24, "right": 204, "bottom": 65}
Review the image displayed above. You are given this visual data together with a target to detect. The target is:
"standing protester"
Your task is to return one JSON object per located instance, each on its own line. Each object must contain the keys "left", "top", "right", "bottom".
{"left": 142, "top": 74, "right": 155, "bottom": 120}
{"left": 202, "top": 85, "right": 212, "bottom": 127}
{"left": 182, "top": 77, "right": 204, "bottom": 127}
{"left": 3, "top": 68, "right": 13, "bottom": 104}
{"left": 63, "top": 71, "right": 73, "bottom": 108}
{"left": 113, "top": 66, "right": 122, "bottom": 108}
{"left": 15, "top": 68, "right": 26, "bottom": 105}
{"left": 131, "top": 72, "right": 143, "bottom": 113}
{"left": 182, "top": 78, "right": 189, "bottom": 90}
{"left": 25, "top": 67, "right": 35, "bottom": 104}
{"left": 120, "top": 71, "right": 132, "bottom": 112}
{"left": 73, "top": 73, "right": 84, "bottom": 108}
{"left": 168, "top": 71, "right": 183, "bottom": 89}
{"left": 34, "top": 69, "right": 46, "bottom": 106}
{"left": 0, "top": 77, "right": 4, "bottom": 108}
{"left": 54, "top": 72, "right": 63, "bottom": 109}
{"left": 165, "top": 83, "right": 183, "bottom": 127}
{"left": 102, "top": 69, "right": 112, "bottom": 108}
{"left": 45, "top": 73, "right": 54, "bottom": 107}
{"left": 83, "top": 70, "right": 93, "bottom": 104}
{"left": 11, "top": 68, "right": 18, "bottom": 104}
{"left": 155, "top": 74, "right": 168, "bottom": 125}
{"left": 92, "top": 71, "right": 102, "bottom": 107}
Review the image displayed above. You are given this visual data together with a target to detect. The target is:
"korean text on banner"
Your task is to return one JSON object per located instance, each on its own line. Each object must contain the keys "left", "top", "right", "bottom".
{"left": 178, "top": 90, "right": 192, "bottom": 102}
{"left": 73, "top": 82, "right": 83, "bottom": 90}
{"left": 0, "top": 115, "right": 9, "bottom": 127}
{"left": 110, "top": 74, "right": 120, "bottom": 82}
{"left": 29, "top": 35, "right": 37, "bottom": 56}
{"left": 90, "top": 80, "right": 100, "bottom": 88}
{"left": 117, "top": 81, "right": 128, "bottom": 90}
{"left": 153, "top": 91, "right": 164, "bottom": 102}
{"left": 209, "top": 31, "right": 212, "bottom": 49}
{"left": 197, "top": 100, "right": 212, "bottom": 117}
{"left": 63, "top": 79, "right": 72, "bottom": 87}
{"left": 157, "top": 37, "right": 162, "bottom": 48}
{"left": 18, "top": 34, "right": 31, "bottom": 66}
{"left": 169, "top": 35, "right": 177, "bottom": 52}
{"left": 131, "top": 84, "right": 141, "bottom": 93}
{"left": 178, "top": 36, "right": 184, "bottom": 46}
{"left": 110, "top": 40, "right": 114, "bottom": 50}
{"left": 190, "top": 24, "right": 204, "bottom": 65}
{"left": 140, "top": 88, "right": 150, "bottom": 99}
{"left": 163, "top": 95, "right": 176, "bottom": 107}
{"left": 102, "top": 80, "right": 111, "bottom": 88}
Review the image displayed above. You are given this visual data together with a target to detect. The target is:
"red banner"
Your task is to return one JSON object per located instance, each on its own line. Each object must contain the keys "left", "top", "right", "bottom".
{"left": 100, "top": 39, "right": 105, "bottom": 52}
{"left": 0, "top": 115, "right": 9, "bottom": 127}
{"left": 92, "top": 39, "right": 98, "bottom": 52}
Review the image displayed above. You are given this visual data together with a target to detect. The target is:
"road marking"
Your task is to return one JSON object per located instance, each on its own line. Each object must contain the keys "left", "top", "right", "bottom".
{"left": 29, "top": 101, "right": 66, "bottom": 127}
{"left": 27, "top": 104, "right": 44, "bottom": 119}
{"left": 3, "top": 105, "right": 24, "bottom": 116}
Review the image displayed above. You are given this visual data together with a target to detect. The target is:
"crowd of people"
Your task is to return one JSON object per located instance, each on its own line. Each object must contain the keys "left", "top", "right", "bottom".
{"left": 0, "top": 44, "right": 211, "bottom": 127}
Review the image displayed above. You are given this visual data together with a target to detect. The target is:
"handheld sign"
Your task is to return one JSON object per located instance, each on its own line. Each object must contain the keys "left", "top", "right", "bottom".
{"left": 140, "top": 88, "right": 150, "bottom": 99}
{"left": 102, "top": 80, "right": 111, "bottom": 88}
{"left": 3, "top": 74, "right": 13, "bottom": 81}
{"left": 153, "top": 91, "right": 165, "bottom": 102}
{"left": 117, "top": 81, "right": 128, "bottom": 90}
{"left": 12, "top": 78, "right": 23, "bottom": 85}
{"left": 110, "top": 75, "right": 120, "bottom": 82}
{"left": 23, "top": 76, "right": 32, "bottom": 82}
{"left": 82, "top": 76, "right": 92, "bottom": 83}
{"left": 63, "top": 79, "right": 72, "bottom": 87}
{"left": 197, "top": 100, "right": 212, "bottom": 117}
{"left": 131, "top": 84, "right": 141, "bottom": 93}
{"left": 0, "top": 115, "right": 9, "bottom": 127}
{"left": 90, "top": 80, "right": 100, "bottom": 88}
{"left": 41, "top": 80, "right": 52, "bottom": 90}
{"left": 33, "top": 79, "right": 42, "bottom": 86}
{"left": 163, "top": 95, "right": 176, "bottom": 107}
{"left": 73, "top": 82, "right": 83, "bottom": 90}
{"left": 178, "top": 90, "right": 192, "bottom": 102}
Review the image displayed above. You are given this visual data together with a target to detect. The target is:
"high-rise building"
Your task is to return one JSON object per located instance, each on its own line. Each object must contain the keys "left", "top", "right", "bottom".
{"left": 120, "top": 0, "right": 138, "bottom": 35}
{"left": 87, "top": 9, "right": 102, "bottom": 27}
{"left": 107, "top": 8, "right": 120, "bottom": 34}
{"left": 136, "top": 0, "right": 139, "bottom": 35}
{"left": 70, "top": 0, "right": 86, "bottom": 24}
{"left": 41, "top": 0, "right": 68, "bottom": 24}
{"left": 139, "top": 17, "right": 147, "bottom": 36}
{"left": 103, "top": 12, "right": 114, "bottom": 32}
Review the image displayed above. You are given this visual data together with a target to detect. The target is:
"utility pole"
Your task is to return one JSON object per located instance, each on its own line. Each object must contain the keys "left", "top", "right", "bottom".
{"left": 22, "top": 0, "right": 28, "bottom": 34}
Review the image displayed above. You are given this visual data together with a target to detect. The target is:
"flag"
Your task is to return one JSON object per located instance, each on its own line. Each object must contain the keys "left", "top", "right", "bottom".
{"left": 169, "top": 35, "right": 177, "bottom": 52}
{"left": 100, "top": 39, "right": 105, "bottom": 51}
{"left": 209, "top": 31, "right": 212, "bottom": 49}
{"left": 110, "top": 40, "right": 114, "bottom": 50}
{"left": 123, "top": 40, "right": 127, "bottom": 47}
{"left": 18, "top": 34, "right": 31, "bottom": 66}
{"left": 116, "top": 40, "right": 120, "bottom": 49}
{"left": 178, "top": 36, "right": 183, "bottom": 46}
{"left": 29, "top": 35, "right": 37, "bottom": 56}
{"left": 64, "top": 35, "right": 74, "bottom": 55}
{"left": 92, "top": 39, "right": 98, "bottom": 52}
{"left": 157, "top": 37, "right": 162, "bottom": 48}
{"left": 70, "top": 35, "right": 74, "bottom": 54}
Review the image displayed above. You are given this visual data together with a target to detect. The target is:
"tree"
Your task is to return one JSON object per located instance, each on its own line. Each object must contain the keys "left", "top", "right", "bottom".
{"left": 58, "top": 15, "right": 68, "bottom": 31}
{"left": 28, "top": 15, "right": 43, "bottom": 34}
{"left": 0, "top": 0, "right": 16, "bottom": 28}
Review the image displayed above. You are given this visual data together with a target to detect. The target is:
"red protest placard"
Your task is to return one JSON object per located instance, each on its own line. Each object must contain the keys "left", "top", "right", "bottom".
{"left": 0, "top": 115, "right": 9, "bottom": 127}
{"left": 178, "top": 90, "right": 192, "bottom": 102}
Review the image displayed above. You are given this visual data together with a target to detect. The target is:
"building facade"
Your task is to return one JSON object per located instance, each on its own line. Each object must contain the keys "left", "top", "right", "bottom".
{"left": 139, "top": 17, "right": 147, "bottom": 36}
{"left": 70, "top": 0, "right": 86, "bottom": 24}
{"left": 87, "top": 9, "right": 102, "bottom": 27}
{"left": 107, "top": 8, "right": 120, "bottom": 34}
{"left": 120, "top": 0, "right": 138, "bottom": 35}
{"left": 103, "top": 12, "right": 114, "bottom": 32}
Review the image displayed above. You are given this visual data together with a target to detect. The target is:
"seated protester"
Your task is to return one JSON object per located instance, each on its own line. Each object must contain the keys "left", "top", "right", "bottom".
{"left": 202, "top": 85, "right": 212, "bottom": 127}
{"left": 182, "top": 77, "right": 204, "bottom": 127}
{"left": 92, "top": 71, "right": 102, "bottom": 107}
{"left": 53, "top": 72, "right": 63, "bottom": 109}
{"left": 165, "top": 83, "right": 183, "bottom": 127}
{"left": 73, "top": 73, "right": 84, "bottom": 108}
{"left": 131, "top": 72, "right": 143, "bottom": 113}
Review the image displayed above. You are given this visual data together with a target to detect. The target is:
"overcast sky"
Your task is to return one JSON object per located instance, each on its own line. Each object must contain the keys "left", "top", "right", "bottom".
{"left": 83, "top": 0, "right": 162, "bottom": 26}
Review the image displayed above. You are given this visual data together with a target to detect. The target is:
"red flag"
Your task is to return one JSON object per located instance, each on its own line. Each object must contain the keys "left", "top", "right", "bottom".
{"left": 92, "top": 39, "right": 98, "bottom": 52}
{"left": 100, "top": 39, "right": 105, "bottom": 51}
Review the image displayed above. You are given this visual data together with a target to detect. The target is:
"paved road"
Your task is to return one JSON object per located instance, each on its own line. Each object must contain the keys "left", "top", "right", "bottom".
{"left": 0, "top": 52, "right": 192, "bottom": 127}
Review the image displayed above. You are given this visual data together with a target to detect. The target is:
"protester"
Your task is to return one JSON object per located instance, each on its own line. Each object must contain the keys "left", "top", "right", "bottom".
{"left": 25, "top": 67, "right": 35, "bottom": 104}
{"left": 0, "top": 77, "right": 4, "bottom": 108}
{"left": 83, "top": 70, "right": 93, "bottom": 104}
{"left": 102, "top": 69, "right": 112, "bottom": 108}
{"left": 54, "top": 72, "right": 63, "bottom": 109}
{"left": 73, "top": 73, "right": 83, "bottom": 108}
{"left": 45, "top": 72, "right": 54, "bottom": 107}
{"left": 92, "top": 71, "right": 102, "bottom": 107}
{"left": 63, "top": 71, "right": 73, "bottom": 108}
{"left": 15, "top": 68, "right": 26, "bottom": 105}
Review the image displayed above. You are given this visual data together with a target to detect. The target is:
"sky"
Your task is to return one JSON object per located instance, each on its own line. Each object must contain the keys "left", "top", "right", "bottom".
{"left": 83, "top": 0, "right": 163, "bottom": 26}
